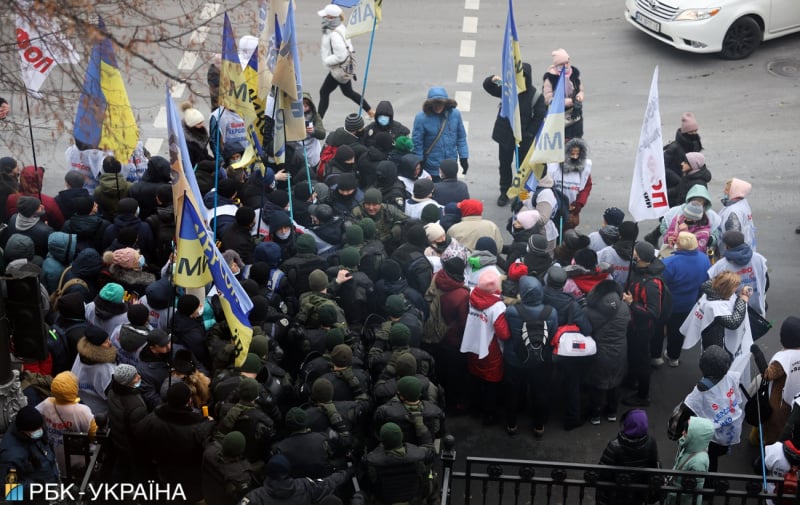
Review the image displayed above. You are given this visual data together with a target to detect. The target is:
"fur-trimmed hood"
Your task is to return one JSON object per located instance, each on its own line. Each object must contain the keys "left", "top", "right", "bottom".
{"left": 77, "top": 337, "right": 118, "bottom": 364}
{"left": 422, "top": 87, "right": 458, "bottom": 115}
{"left": 562, "top": 138, "right": 589, "bottom": 172}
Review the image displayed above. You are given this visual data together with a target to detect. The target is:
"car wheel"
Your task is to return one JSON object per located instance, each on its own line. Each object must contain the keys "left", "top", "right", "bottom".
{"left": 720, "top": 16, "right": 762, "bottom": 60}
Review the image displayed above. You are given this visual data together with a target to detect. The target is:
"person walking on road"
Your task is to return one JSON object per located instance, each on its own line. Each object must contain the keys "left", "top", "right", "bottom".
{"left": 317, "top": 4, "right": 373, "bottom": 119}
{"left": 412, "top": 87, "right": 469, "bottom": 182}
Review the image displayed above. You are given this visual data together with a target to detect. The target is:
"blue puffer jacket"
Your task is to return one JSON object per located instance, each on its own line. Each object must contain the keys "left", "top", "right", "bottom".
{"left": 42, "top": 232, "right": 78, "bottom": 293}
{"left": 412, "top": 87, "right": 468, "bottom": 177}
{"left": 662, "top": 249, "right": 711, "bottom": 314}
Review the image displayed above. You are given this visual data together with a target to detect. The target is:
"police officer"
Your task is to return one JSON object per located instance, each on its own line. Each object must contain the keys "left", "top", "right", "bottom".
{"left": 361, "top": 422, "right": 437, "bottom": 505}
{"left": 374, "top": 376, "right": 444, "bottom": 448}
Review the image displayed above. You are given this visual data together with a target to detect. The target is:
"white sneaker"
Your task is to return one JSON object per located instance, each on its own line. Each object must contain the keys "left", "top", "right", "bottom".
{"left": 650, "top": 357, "right": 664, "bottom": 367}
{"left": 663, "top": 350, "right": 680, "bottom": 367}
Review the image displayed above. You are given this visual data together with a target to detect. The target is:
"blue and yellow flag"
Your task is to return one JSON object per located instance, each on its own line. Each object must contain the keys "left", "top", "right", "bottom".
{"left": 243, "top": 47, "right": 267, "bottom": 150}
{"left": 73, "top": 18, "right": 138, "bottom": 161}
{"left": 272, "top": 0, "right": 306, "bottom": 142}
{"left": 507, "top": 67, "right": 565, "bottom": 199}
{"left": 177, "top": 197, "right": 254, "bottom": 367}
{"left": 528, "top": 66, "right": 566, "bottom": 165}
{"left": 166, "top": 87, "right": 207, "bottom": 230}
{"left": 220, "top": 14, "right": 258, "bottom": 129}
{"left": 500, "top": 0, "right": 524, "bottom": 144}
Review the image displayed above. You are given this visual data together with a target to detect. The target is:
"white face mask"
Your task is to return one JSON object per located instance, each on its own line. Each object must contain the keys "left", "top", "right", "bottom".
{"left": 276, "top": 230, "right": 291, "bottom": 240}
{"left": 29, "top": 428, "right": 44, "bottom": 440}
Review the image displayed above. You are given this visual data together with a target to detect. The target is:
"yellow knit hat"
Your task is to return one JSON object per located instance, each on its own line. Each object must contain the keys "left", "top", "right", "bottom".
{"left": 51, "top": 371, "right": 80, "bottom": 404}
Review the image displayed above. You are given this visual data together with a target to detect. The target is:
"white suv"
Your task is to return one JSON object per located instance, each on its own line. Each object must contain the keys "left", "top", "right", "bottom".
{"left": 624, "top": 0, "right": 800, "bottom": 59}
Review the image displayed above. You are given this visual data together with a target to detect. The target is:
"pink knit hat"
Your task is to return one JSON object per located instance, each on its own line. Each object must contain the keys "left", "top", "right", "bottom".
{"left": 112, "top": 248, "right": 140, "bottom": 270}
{"left": 680, "top": 112, "right": 698, "bottom": 133}
{"left": 477, "top": 269, "right": 501, "bottom": 294}
{"left": 552, "top": 48, "right": 570, "bottom": 66}
{"left": 685, "top": 152, "right": 705, "bottom": 173}
{"left": 515, "top": 209, "right": 541, "bottom": 230}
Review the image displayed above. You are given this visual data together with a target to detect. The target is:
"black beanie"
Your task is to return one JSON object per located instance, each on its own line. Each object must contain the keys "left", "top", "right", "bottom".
{"left": 334, "top": 145, "right": 355, "bottom": 164}
{"left": 618, "top": 221, "right": 639, "bottom": 241}
{"left": 781, "top": 316, "right": 800, "bottom": 349}
{"left": 166, "top": 381, "right": 192, "bottom": 408}
{"left": 127, "top": 304, "right": 150, "bottom": 326}
{"left": 177, "top": 294, "right": 200, "bottom": 316}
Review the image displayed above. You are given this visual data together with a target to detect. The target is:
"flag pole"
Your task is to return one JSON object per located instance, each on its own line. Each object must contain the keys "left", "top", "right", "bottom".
{"left": 23, "top": 92, "right": 40, "bottom": 198}
{"left": 213, "top": 108, "right": 223, "bottom": 243}
{"left": 357, "top": 10, "right": 379, "bottom": 116}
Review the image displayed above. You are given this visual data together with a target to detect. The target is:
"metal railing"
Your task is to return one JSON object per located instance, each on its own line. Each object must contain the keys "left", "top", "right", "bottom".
{"left": 439, "top": 436, "right": 799, "bottom": 505}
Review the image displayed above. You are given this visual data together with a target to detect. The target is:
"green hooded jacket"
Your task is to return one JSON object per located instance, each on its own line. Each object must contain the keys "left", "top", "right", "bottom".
{"left": 666, "top": 416, "right": 714, "bottom": 505}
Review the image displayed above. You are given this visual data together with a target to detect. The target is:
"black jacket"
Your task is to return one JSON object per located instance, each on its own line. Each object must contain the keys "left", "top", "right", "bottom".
{"left": 55, "top": 187, "right": 92, "bottom": 221}
{"left": 483, "top": 62, "right": 546, "bottom": 151}
{"left": 221, "top": 223, "right": 256, "bottom": 265}
{"left": 106, "top": 380, "right": 148, "bottom": 453}
{"left": 240, "top": 470, "right": 348, "bottom": 505}
{"left": 271, "top": 430, "right": 334, "bottom": 479}
{"left": 61, "top": 214, "right": 110, "bottom": 254}
{"left": 597, "top": 431, "right": 660, "bottom": 505}
{"left": 135, "top": 404, "right": 214, "bottom": 502}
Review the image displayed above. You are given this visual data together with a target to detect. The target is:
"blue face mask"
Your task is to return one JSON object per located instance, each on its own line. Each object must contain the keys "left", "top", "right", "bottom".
{"left": 376, "top": 115, "right": 390, "bottom": 127}
{"left": 138, "top": 255, "right": 146, "bottom": 267}
{"left": 133, "top": 381, "right": 142, "bottom": 389}
{"left": 29, "top": 428, "right": 44, "bottom": 440}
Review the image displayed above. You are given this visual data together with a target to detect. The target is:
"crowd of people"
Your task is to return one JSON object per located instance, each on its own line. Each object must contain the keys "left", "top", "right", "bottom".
{"left": 0, "top": 25, "right": 794, "bottom": 505}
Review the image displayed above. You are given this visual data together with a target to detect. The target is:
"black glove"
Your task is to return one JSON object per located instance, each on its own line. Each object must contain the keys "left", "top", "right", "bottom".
{"left": 459, "top": 158, "right": 469, "bottom": 175}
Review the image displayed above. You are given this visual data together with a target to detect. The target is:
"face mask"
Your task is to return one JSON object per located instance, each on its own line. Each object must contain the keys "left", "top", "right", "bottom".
{"left": 322, "top": 17, "right": 341, "bottom": 30}
{"left": 376, "top": 115, "right": 390, "bottom": 127}
{"left": 721, "top": 195, "right": 729, "bottom": 205}
{"left": 276, "top": 230, "right": 291, "bottom": 240}
{"left": 29, "top": 428, "right": 44, "bottom": 440}
{"left": 133, "top": 381, "right": 142, "bottom": 389}
{"left": 138, "top": 255, "right": 146, "bottom": 267}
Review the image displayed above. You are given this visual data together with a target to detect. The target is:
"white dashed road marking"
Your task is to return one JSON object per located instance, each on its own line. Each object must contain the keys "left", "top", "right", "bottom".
{"left": 460, "top": 40, "right": 476, "bottom": 58}
{"left": 464, "top": 0, "right": 480, "bottom": 10}
{"left": 462, "top": 16, "right": 478, "bottom": 33}
{"left": 145, "top": 2, "right": 221, "bottom": 155}
{"left": 456, "top": 64, "right": 474, "bottom": 83}
{"left": 454, "top": 91, "right": 472, "bottom": 112}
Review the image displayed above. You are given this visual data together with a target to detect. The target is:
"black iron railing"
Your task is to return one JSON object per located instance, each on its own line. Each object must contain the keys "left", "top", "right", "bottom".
{"left": 439, "top": 436, "right": 798, "bottom": 505}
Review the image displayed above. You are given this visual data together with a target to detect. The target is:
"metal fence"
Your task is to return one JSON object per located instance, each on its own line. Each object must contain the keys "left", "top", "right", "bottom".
{"left": 439, "top": 436, "right": 799, "bottom": 505}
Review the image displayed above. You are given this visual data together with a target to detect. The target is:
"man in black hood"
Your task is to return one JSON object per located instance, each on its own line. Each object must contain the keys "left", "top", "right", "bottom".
{"left": 363, "top": 100, "right": 410, "bottom": 146}
{"left": 482, "top": 62, "right": 546, "bottom": 207}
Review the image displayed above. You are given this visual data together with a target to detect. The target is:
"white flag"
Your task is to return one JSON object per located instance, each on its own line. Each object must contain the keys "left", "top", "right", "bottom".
{"left": 15, "top": 3, "right": 79, "bottom": 95}
{"left": 346, "top": 0, "right": 378, "bottom": 38}
{"left": 628, "top": 67, "right": 669, "bottom": 222}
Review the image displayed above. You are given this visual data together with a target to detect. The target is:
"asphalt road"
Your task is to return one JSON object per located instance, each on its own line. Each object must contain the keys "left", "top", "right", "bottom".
{"left": 7, "top": 0, "right": 800, "bottom": 476}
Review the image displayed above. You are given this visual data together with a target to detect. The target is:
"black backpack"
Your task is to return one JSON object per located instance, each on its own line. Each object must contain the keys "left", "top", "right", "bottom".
{"left": 654, "top": 277, "right": 673, "bottom": 324}
{"left": 534, "top": 186, "right": 571, "bottom": 229}
{"left": 405, "top": 253, "right": 433, "bottom": 295}
{"left": 359, "top": 240, "right": 387, "bottom": 283}
{"left": 505, "top": 305, "right": 553, "bottom": 369}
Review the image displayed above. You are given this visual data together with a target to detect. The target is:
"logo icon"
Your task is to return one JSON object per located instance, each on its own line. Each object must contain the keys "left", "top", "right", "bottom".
{"left": 5, "top": 482, "right": 24, "bottom": 501}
